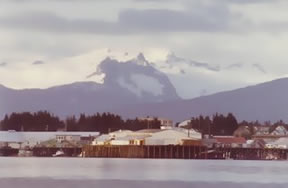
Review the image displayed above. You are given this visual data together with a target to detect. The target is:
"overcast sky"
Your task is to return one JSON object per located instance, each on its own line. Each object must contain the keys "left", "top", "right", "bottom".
{"left": 1, "top": 0, "right": 288, "bottom": 98}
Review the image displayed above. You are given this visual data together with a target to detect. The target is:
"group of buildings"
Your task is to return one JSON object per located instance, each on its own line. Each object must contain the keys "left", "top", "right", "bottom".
{"left": 0, "top": 130, "right": 99, "bottom": 149}
{"left": 246, "top": 125, "right": 288, "bottom": 149}
{"left": 92, "top": 127, "right": 202, "bottom": 146}
{"left": 1, "top": 117, "right": 288, "bottom": 153}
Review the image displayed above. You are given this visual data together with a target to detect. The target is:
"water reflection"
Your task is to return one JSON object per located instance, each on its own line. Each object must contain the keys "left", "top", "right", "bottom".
{"left": 0, "top": 158, "right": 288, "bottom": 187}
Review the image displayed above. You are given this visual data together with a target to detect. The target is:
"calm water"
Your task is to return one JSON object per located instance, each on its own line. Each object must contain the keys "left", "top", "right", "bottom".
{"left": 0, "top": 158, "right": 288, "bottom": 188}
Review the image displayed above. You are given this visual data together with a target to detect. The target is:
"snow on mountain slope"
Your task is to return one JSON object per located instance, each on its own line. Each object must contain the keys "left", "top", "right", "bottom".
{"left": 0, "top": 53, "right": 180, "bottom": 118}
{"left": 0, "top": 48, "right": 275, "bottom": 100}
{"left": 87, "top": 53, "right": 179, "bottom": 102}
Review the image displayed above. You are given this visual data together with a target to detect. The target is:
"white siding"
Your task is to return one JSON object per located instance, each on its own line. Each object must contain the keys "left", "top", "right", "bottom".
{"left": 0, "top": 131, "right": 99, "bottom": 147}
{"left": 110, "top": 140, "right": 130, "bottom": 145}
{"left": 144, "top": 130, "right": 196, "bottom": 145}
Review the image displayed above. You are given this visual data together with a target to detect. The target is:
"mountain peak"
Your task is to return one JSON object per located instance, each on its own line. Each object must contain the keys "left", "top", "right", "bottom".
{"left": 137, "top": 53, "right": 146, "bottom": 61}
{"left": 134, "top": 53, "right": 149, "bottom": 66}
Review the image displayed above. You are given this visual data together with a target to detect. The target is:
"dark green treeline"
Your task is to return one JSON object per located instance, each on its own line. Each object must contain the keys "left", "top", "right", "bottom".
{"left": 0, "top": 111, "right": 161, "bottom": 133}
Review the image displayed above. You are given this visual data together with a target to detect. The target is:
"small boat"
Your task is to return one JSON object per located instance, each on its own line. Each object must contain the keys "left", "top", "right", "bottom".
{"left": 53, "top": 150, "right": 65, "bottom": 157}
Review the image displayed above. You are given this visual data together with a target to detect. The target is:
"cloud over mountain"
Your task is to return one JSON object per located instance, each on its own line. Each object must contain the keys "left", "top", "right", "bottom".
{"left": 0, "top": 53, "right": 180, "bottom": 118}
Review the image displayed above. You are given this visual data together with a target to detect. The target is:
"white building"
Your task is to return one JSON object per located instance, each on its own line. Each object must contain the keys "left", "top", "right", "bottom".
{"left": 92, "top": 130, "right": 150, "bottom": 146}
{"left": 254, "top": 126, "right": 270, "bottom": 135}
{"left": 138, "top": 117, "right": 173, "bottom": 127}
{"left": 265, "top": 137, "right": 288, "bottom": 149}
{"left": 0, "top": 131, "right": 99, "bottom": 148}
{"left": 92, "top": 128, "right": 201, "bottom": 146}
{"left": 109, "top": 130, "right": 133, "bottom": 138}
{"left": 144, "top": 129, "right": 201, "bottom": 145}
{"left": 178, "top": 120, "right": 191, "bottom": 127}
{"left": 92, "top": 134, "right": 111, "bottom": 145}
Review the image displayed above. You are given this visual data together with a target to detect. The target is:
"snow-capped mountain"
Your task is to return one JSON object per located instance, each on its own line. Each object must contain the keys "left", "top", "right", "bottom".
{"left": 0, "top": 50, "right": 280, "bottom": 123}
{"left": 2, "top": 48, "right": 270, "bottom": 99}
{"left": 144, "top": 51, "right": 272, "bottom": 99}
{"left": 87, "top": 53, "right": 179, "bottom": 102}
{"left": 0, "top": 54, "right": 180, "bottom": 118}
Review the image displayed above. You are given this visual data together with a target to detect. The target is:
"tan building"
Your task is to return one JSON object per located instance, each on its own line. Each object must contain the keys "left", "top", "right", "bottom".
{"left": 138, "top": 117, "right": 173, "bottom": 127}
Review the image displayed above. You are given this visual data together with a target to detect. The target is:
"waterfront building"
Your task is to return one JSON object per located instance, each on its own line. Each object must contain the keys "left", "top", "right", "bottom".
{"left": 144, "top": 129, "right": 201, "bottom": 145}
{"left": 254, "top": 126, "right": 271, "bottom": 136}
{"left": 270, "top": 125, "right": 288, "bottom": 136}
{"left": 92, "top": 128, "right": 201, "bottom": 146}
{"left": 0, "top": 131, "right": 99, "bottom": 148}
{"left": 265, "top": 137, "right": 288, "bottom": 149}
{"left": 213, "top": 136, "right": 246, "bottom": 148}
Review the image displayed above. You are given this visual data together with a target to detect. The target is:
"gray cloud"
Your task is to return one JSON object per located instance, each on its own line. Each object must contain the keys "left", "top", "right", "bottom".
{"left": 191, "top": 61, "right": 221, "bottom": 72}
{"left": 167, "top": 53, "right": 221, "bottom": 72}
{"left": 0, "top": 2, "right": 240, "bottom": 35}
{"left": 226, "top": 63, "right": 243, "bottom": 69}
{"left": 118, "top": 6, "right": 232, "bottom": 32}
{"left": 0, "top": 62, "right": 7, "bottom": 67}
{"left": 0, "top": 12, "right": 118, "bottom": 34}
{"left": 253, "top": 63, "right": 266, "bottom": 74}
{"left": 32, "top": 60, "right": 45, "bottom": 65}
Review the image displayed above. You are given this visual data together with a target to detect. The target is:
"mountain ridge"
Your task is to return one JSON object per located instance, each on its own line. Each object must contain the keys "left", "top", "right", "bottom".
{"left": 111, "top": 77, "right": 288, "bottom": 122}
{"left": 1, "top": 77, "right": 288, "bottom": 122}
{"left": 0, "top": 56, "right": 180, "bottom": 119}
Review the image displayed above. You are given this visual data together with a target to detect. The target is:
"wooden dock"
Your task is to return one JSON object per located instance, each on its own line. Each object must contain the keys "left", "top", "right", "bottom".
{"left": 83, "top": 145, "right": 208, "bottom": 159}
{"left": 0, "top": 147, "right": 19, "bottom": 156}
{"left": 32, "top": 147, "right": 82, "bottom": 157}
{"left": 1, "top": 145, "right": 288, "bottom": 160}
{"left": 82, "top": 145, "right": 288, "bottom": 160}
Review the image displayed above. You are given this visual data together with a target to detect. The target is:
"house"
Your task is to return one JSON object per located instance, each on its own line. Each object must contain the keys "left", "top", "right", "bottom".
{"left": 270, "top": 125, "right": 287, "bottom": 136}
{"left": 254, "top": 126, "right": 270, "bottom": 136}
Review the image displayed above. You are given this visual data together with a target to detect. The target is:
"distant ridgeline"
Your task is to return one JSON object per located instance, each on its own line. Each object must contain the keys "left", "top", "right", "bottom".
{"left": 2, "top": 111, "right": 286, "bottom": 137}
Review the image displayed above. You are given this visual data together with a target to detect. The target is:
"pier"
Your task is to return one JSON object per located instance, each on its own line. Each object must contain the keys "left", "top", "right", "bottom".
{"left": 83, "top": 145, "right": 288, "bottom": 160}
{"left": 1, "top": 145, "right": 288, "bottom": 160}
{"left": 83, "top": 145, "right": 209, "bottom": 159}
{"left": 32, "top": 147, "right": 82, "bottom": 157}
